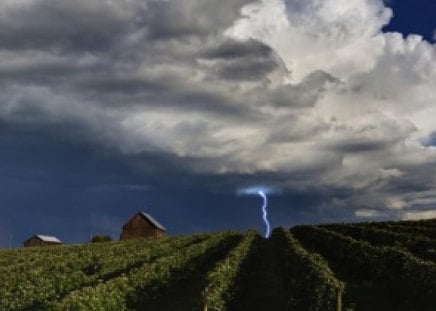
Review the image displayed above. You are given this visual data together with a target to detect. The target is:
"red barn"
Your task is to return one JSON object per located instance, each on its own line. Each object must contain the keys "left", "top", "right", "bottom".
{"left": 120, "top": 211, "right": 167, "bottom": 240}
{"left": 23, "top": 235, "right": 62, "bottom": 247}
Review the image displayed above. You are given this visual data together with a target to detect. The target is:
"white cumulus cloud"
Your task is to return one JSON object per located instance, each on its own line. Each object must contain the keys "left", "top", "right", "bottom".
{"left": 0, "top": 0, "right": 435, "bottom": 220}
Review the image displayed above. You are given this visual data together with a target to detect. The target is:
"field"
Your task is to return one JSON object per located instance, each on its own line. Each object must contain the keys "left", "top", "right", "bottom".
{"left": 0, "top": 219, "right": 435, "bottom": 311}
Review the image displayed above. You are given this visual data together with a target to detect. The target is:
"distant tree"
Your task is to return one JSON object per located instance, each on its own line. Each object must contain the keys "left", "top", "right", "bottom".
{"left": 91, "top": 235, "right": 113, "bottom": 243}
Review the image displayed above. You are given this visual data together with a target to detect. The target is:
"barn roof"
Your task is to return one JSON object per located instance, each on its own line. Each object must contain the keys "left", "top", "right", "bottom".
{"left": 35, "top": 235, "right": 62, "bottom": 243}
{"left": 138, "top": 211, "right": 166, "bottom": 231}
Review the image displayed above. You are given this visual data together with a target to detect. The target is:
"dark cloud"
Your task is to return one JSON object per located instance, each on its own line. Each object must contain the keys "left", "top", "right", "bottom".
{"left": 333, "top": 140, "right": 393, "bottom": 153}
{"left": 0, "top": 0, "right": 254, "bottom": 52}
{"left": 0, "top": 0, "right": 435, "bottom": 247}
{"left": 0, "top": 0, "right": 140, "bottom": 52}
{"left": 145, "top": 0, "right": 254, "bottom": 39}
{"left": 199, "top": 38, "right": 281, "bottom": 81}
{"left": 201, "top": 39, "right": 274, "bottom": 60}
{"left": 215, "top": 57, "right": 279, "bottom": 81}
{"left": 0, "top": 54, "right": 105, "bottom": 86}
{"left": 266, "top": 117, "right": 328, "bottom": 143}
{"left": 266, "top": 70, "right": 340, "bottom": 107}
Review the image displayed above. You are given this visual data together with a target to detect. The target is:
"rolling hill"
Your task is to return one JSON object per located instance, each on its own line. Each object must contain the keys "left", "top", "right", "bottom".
{"left": 0, "top": 219, "right": 435, "bottom": 310}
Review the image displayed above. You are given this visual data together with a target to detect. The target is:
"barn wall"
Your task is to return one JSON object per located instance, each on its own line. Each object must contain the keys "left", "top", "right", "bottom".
{"left": 120, "top": 215, "right": 166, "bottom": 240}
{"left": 156, "top": 228, "right": 166, "bottom": 237}
{"left": 23, "top": 237, "right": 60, "bottom": 247}
{"left": 24, "top": 237, "right": 43, "bottom": 247}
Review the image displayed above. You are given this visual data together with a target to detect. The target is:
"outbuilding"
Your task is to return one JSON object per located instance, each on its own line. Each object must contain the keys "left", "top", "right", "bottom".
{"left": 23, "top": 235, "right": 62, "bottom": 247}
{"left": 120, "top": 211, "right": 167, "bottom": 240}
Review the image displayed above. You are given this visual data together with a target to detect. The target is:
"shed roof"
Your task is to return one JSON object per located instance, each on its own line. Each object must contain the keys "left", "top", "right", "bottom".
{"left": 35, "top": 235, "right": 62, "bottom": 243}
{"left": 138, "top": 211, "right": 166, "bottom": 231}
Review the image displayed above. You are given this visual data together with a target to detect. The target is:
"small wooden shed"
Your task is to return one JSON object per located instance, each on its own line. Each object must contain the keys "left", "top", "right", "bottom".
{"left": 23, "top": 235, "right": 62, "bottom": 247}
{"left": 120, "top": 211, "right": 167, "bottom": 240}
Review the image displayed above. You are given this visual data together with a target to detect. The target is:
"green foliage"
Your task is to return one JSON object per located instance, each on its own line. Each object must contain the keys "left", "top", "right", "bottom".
{"left": 291, "top": 225, "right": 436, "bottom": 309}
{"left": 320, "top": 224, "right": 436, "bottom": 261}
{"left": 0, "top": 220, "right": 435, "bottom": 311}
{"left": 90, "top": 235, "right": 113, "bottom": 243}
{"left": 372, "top": 224, "right": 436, "bottom": 240}
{"left": 0, "top": 234, "right": 211, "bottom": 310}
{"left": 321, "top": 218, "right": 436, "bottom": 240}
{"left": 272, "top": 228, "right": 344, "bottom": 311}
{"left": 204, "top": 230, "right": 260, "bottom": 311}
{"left": 49, "top": 232, "right": 241, "bottom": 310}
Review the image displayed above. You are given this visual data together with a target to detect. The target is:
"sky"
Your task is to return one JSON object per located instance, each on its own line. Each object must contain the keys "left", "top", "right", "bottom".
{"left": 0, "top": 0, "right": 435, "bottom": 247}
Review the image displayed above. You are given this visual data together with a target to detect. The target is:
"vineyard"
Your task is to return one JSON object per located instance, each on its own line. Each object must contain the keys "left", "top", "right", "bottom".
{"left": 0, "top": 219, "right": 435, "bottom": 310}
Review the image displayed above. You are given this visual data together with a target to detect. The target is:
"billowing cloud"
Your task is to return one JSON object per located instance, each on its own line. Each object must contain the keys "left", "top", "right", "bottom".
{"left": 0, "top": 0, "right": 435, "bottom": 221}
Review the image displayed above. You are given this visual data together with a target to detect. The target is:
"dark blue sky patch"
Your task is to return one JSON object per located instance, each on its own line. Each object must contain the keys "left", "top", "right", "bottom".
{"left": 0, "top": 130, "right": 255, "bottom": 246}
{"left": 0, "top": 128, "right": 358, "bottom": 247}
{"left": 0, "top": 0, "right": 435, "bottom": 248}
{"left": 424, "top": 132, "right": 436, "bottom": 146}
{"left": 383, "top": 0, "right": 436, "bottom": 42}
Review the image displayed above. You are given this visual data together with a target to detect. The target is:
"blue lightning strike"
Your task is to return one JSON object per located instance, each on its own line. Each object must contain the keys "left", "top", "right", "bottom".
{"left": 258, "top": 190, "right": 271, "bottom": 238}
{"left": 237, "top": 186, "right": 278, "bottom": 238}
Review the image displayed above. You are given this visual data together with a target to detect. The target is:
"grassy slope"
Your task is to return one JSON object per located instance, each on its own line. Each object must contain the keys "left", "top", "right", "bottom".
{"left": 0, "top": 218, "right": 435, "bottom": 311}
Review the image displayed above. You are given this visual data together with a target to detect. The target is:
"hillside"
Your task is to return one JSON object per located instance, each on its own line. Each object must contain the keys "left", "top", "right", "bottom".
{"left": 0, "top": 219, "right": 435, "bottom": 310}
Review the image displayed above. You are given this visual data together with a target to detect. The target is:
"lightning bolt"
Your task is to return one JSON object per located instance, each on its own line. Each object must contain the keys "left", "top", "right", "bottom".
{"left": 258, "top": 190, "right": 271, "bottom": 238}
{"left": 237, "top": 186, "right": 278, "bottom": 238}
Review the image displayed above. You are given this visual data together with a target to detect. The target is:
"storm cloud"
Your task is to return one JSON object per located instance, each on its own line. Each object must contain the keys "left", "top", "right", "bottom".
{"left": 0, "top": 0, "right": 436, "bottom": 224}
